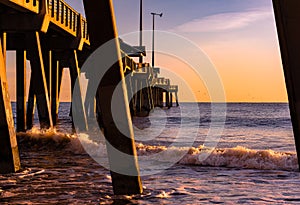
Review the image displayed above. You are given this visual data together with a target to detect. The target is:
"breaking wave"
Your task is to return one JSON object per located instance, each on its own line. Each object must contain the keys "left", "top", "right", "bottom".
{"left": 17, "top": 131, "right": 298, "bottom": 171}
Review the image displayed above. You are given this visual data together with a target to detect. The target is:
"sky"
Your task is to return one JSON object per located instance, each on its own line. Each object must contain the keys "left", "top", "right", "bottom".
{"left": 6, "top": 0, "right": 288, "bottom": 102}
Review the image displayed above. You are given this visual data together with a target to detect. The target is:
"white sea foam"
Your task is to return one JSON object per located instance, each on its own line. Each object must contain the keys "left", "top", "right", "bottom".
{"left": 17, "top": 130, "right": 299, "bottom": 171}
{"left": 178, "top": 146, "right": 298, "bottom": 171}
{"left": 135, "top": 144, "right": 298, "bottom": 171}
{"left": 17, "top": 127, "right": 76, "bottom": 143}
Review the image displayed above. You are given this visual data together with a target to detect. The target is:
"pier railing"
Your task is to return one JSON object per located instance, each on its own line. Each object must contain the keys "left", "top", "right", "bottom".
{"left": 0, "top": 0, "right": 90, "bottom": 45}
{"left": 154, "top": 78, "right": 170, "bottom": 86}
{"left": 48, "top": 0, "right": 89, "bottom": 44}
{"left": 135, "top": 63, "right": 151, "bottom": 73}
{"left": 169, "top": 85, "right": 178, "bottom": 92}
{"left": 48, "top": 0, "right": 77, "bottom": 36}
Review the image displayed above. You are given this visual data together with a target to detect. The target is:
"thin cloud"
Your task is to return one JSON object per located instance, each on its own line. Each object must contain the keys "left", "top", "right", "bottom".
{"left": 172, "top": 8, "right": 273, "bottom": 33}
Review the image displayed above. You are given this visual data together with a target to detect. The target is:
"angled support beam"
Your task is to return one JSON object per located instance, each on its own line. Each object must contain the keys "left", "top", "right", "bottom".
{"left": 273, "top": 0, "right": 300, "bottom": 168}
{"left": 27, "top": 32, "right": 53, "bottom": 129}
{"left": 84, "top": 73, "right": 96, "bottom": 119}
{"left": 0, "top": 35, "right": 20, "bottom": 174}
{"left": 83, "top": 0, "right": 143, "bottom": 195}
{"left": 26, "top": 71, "right": 36, "bottom": 130}
{"left": 51, "top": 57, "right": 63, "bottom": 125}
{"left": 69, "top": 50, "right": 88, "bottom": 131}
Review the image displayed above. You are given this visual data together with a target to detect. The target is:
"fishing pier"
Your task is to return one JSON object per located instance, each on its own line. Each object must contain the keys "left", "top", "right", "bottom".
{"left": 0, "top": 0, "right": 179, "bottom": 194}
{"left": 0, "top": 0, "right": 300, "bottom": 196}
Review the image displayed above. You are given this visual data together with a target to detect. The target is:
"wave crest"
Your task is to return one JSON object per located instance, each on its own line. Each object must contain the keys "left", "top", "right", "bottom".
{"left": 17, "top": 131, "right": 298, "bottom": 171}
{"left": 179, "top": 146, "right": 298, "bottom": 171}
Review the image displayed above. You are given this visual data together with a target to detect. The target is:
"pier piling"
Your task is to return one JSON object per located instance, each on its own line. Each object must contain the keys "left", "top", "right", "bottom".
{"left": 0, "top": 0, "right": 179, "bottom": 178}
{"left": 273, "top": 0, "right": 300, "bottom": 169}
{"left": 69, "top": 50, "right": 88, "bottom": 131}
{"left": 28, "top": 32, "right": 53, "bottom": 129}
{"left": 0, "top": 34, "right": 20, "bottom": 174}
{"left": 83, "top": 0, "right": 143, "bottom": 195}
{"left": 50, "top": 56, "right": 62, "bottom": 125}
{"left": 16, "top": 50, "right": 27, "bottom": 132}
{"left": 26, "top": 75, "right": 36, "bottom": 130}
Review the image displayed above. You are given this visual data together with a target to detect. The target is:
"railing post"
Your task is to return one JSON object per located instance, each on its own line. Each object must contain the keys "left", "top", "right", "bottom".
{"left": 50, "top": 0, "right": 55, "bottom": 17}
{"left": 56, "top": 0, "right": 59, "bottom": 21}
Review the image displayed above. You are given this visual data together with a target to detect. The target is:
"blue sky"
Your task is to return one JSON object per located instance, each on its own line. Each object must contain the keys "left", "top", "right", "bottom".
{"left": 55, "top": 1, "right": 288, "bottom": 101}
{"left": 66, "top": 0, "right": 274, "bottom": 35}
{"left": 6, "top": 0, "right": 286, "bottom": 102}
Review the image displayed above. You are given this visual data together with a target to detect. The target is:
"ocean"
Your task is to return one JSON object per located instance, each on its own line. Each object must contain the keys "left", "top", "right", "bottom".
{"left": 1, "top": 103, "right": 300, "bottom": 204}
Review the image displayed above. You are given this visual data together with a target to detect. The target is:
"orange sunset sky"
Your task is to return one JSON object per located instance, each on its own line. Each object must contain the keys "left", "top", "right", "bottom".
{"left": 5, "top": 0, "right": 288, "bottom": 102}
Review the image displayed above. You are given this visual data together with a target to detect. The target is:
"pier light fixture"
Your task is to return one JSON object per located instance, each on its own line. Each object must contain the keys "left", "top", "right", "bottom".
{"left": 151, "top": 12, "right": 163, "bottom": 67}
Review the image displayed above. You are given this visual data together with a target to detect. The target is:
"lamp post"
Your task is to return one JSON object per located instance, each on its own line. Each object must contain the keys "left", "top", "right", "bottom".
{"left": 139, "top": 0, "right": 143, "bottom": 63}
{"left": 151, "top": 12, "right": 163, "bottom": 67}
